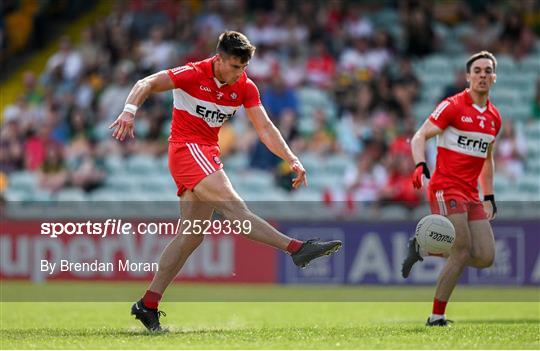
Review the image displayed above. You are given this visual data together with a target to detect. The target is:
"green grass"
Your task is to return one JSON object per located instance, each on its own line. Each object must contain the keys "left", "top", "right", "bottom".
{"left": 1, "top": 283, "right": 539, "bottom": 349}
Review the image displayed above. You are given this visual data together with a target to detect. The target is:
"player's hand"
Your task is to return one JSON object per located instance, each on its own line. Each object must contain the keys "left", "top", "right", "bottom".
{"left": 483, "top": 194, "right": 497, "bottom": 220}
{"left": 109, "top": 112, "right": 135, "bottom": 141}
{"left": 412, "top": 162, "right": 430, "bottom": 189}
{"left": 289, "top": 158, "right": 307, "bottom": 189}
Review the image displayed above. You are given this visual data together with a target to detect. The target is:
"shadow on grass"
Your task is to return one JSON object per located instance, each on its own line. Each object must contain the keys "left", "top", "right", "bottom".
{"left": 0, "top": 323, "right": 442, "bottom": 340}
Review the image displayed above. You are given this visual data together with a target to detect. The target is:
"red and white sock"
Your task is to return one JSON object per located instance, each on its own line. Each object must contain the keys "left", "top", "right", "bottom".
{"left": 286, "top": 239, "right": 303, "bottom": 254}
{"left": 430, "top": 298, "right": 448, "bottom": 322}
{"left": 142, "top": 290, "right": 162, "bottom": 309}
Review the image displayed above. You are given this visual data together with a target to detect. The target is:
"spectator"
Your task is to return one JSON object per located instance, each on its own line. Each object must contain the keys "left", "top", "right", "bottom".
{"left": 69, "top": 139, "right": 106, "bottom": 192}
{"left": 344, "top": 151, "right": 387, "bottom": 203}
{"left": 22, "top": 71, "right": 44, "bottom": 105}
{"left": 497, "top": 11, "right": 534, "bottom": 58}
{"left": 45, "top": 36, "right": 83, "bottom": 81}
{"left": 280, "top": 48, "right": 306, "bottom": 88}
{"left": 98, "top": 65, "right": 132, "bottom": 123}
{"left": 305, "top": 40, "right": 336, "bottom": 88}
{"left": 496, "top": 120, "right": 527, "bottom": 182}
{"left": 343, "top": 3, "right": 374, "bottom": 39}
{"left": 138, "top": 26, "right": 176, "bottom": 71}
{"left": 441, "top": 70, "right": 468, "bottom": 100}
{"left": 305, "top": 109, "right": 336, "bottom": 156}
{"left": 380, "top": 146, "right": 422, "bottom": 209}
{"left": 37, "top": 145, "right": 68, "bottom": 193}
{"left": 261, "top": 74, "right": 298, "bottom": 120}
{"left": 0, "top": 117, "right": 24, "bottom": 174}
{"left": 402, "top": 6, "right": 436, "bottom": 57}
{"left": 246, "top": 44, "right": 278, "bottom": 83}
{"left": 459, "top": 13, "right": 500, "bottom": 53}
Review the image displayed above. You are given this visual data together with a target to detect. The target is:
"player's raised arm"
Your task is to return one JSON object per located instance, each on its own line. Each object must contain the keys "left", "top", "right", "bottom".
{"left": 109, "top": 70, "right": 175, "bottom": 141}
{"left": 245, "top": 105, "right": 307, "bottom": 189}
{"left": 479, "top": 143, "right": 497, "bottom": 220}
{"left": 410, "top": 119, "right": 443, "bottom": 189}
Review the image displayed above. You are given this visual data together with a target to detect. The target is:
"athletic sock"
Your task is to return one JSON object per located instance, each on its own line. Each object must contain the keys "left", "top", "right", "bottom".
{"left": 142, "top": 290, "right": 162, "bottom": 309}
{"left": 431, "top": 298, "right": 448, "bottom": 320}
{"left": 286, "top": 239, "right": 303, "bottom": 254}
{"left": 430, "top": 313, "right": 446, "bottom": 322}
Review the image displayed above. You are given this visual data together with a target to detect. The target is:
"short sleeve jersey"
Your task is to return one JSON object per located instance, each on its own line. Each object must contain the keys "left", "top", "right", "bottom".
{"left": 166, "top": 55, "right": 261, "bottom": 145}
{"left": 428, "top": 89, "right": 502, "bottom": 194}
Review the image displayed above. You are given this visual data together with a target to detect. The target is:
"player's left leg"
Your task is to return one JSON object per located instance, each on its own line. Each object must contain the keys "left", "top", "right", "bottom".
{"left": 467, "top": 219, "right": 495, "bottom": 269}
{"left": 193, "top": 169, "right": 342, "bottom": 267}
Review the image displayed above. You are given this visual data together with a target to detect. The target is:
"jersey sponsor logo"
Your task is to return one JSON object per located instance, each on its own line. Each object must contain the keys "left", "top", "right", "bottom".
{"left": 437, "top": 126, "right": 494, "bottom": 158}
{"left": 172, "top": 88, "right": 240, "bottom": 127}
{"left": 461, "top": 116, "right": 473, "bottom": 123}
{"left": 196, "top": 105, "right": 236, "bottom": 124}
{"left": 431, "top": 101, "right": 450, "bottom": 120}
{"left": 200, "top": 85, "right": 211, "bottom": 92}
{"left": 457, "top": 135, "right": 490, "bottom": 153}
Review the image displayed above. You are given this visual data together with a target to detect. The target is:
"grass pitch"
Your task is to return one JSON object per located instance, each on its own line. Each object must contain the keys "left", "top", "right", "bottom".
{"left": 1, "top": 283, "right": 539, "bottom": 349}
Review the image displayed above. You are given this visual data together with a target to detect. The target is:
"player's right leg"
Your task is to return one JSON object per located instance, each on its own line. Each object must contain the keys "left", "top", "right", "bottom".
{"left": 192, "top": 169, "right": 342, "bottom": 267}
{"left": 131, "top": 190, "right": 214, "bottom": 332}
{"left": 428, "top": 211, "right": 472, "bottom": 326}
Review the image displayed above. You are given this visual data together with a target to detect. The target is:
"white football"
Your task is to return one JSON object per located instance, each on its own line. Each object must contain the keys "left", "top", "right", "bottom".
{"left": 415, "top": 214, "right": 456, "bottom": 254}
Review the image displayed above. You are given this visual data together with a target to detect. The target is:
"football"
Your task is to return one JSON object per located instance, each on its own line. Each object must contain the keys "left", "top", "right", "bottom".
{"left": 415, "top": 214, "right": 456, "bottom": 254}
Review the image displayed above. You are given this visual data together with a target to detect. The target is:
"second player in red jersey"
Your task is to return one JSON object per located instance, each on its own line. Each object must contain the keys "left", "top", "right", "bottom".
{"left": 427, "top": 89, "right": 501, "bottom": 220}
{"left": 404, "top": 51, "right": 501, "bottom": 326}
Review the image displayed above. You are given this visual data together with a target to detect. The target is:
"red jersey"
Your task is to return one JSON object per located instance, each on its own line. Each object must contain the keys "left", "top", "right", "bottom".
{"left": 166, "top": 56, "right": 262, "bottom": 145}
{"left": 428, "top": 89, "right": 502, "bottom": 196}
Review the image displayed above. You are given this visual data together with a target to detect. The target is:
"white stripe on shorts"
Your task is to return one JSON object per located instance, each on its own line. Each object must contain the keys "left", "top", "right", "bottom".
{"left": 186, "top": 143, "right": 211, "bottom": 175}
{"left": 190, "top": 143, "right": 216, "bottom": 172}
{"left": 436, "top": 190, "right": 447, "bottom": 216}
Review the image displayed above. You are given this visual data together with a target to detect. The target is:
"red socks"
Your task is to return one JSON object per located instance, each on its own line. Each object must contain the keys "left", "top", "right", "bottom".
{"left": 142, "top": 290, "right": 162, "bottom": 309}
{"left": 432, "top": 298, "right": 448, "bottom": 315}
{"left": 286, "top": 239, "right": 303, "bottom": 254}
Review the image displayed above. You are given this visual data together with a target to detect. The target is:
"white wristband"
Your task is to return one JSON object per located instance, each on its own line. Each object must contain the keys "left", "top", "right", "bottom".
{"left": 123, "top": 103, "right": 138, "bottom": 115}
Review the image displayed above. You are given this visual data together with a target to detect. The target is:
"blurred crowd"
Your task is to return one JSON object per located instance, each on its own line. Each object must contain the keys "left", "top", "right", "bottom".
{"left": 1, "top": 0, "right": 539, "bottom": 207}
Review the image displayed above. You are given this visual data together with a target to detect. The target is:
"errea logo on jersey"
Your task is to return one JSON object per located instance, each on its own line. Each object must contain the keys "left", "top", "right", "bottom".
{"left": 171, "top": 66, "right": 192, "bottom": 75}
{"left": 196, "top": 105, "right": 236, "bottom": 124}
{"left": 457, "top": 135, "right": 489, "bottom": 153}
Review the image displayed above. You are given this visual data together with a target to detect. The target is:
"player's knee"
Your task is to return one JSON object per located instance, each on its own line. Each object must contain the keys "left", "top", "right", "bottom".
{"left": 474, "top": 252, "right": 494, "bottom": 268}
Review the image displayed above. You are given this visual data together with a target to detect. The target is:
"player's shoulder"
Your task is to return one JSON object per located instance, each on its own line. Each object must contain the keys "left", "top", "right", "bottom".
{"left": 446, "top": 89, "right": 470, "bottom": 107}
{"left": 169, "top": 63, "right": 197, "bottom": 79}
{"left": 170, "top": 57, "right": 212, "bottom": 76}
{"left": 487, "top": 100, "right": 502, "bottom": 119}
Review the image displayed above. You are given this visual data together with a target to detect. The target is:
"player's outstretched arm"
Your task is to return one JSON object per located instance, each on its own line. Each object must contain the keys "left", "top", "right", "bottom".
{"left": 479, "top": 143, "right": 497, "bottom": 220}
{"left": 109, "top": 71, "right": 175, "bottom": 141}
{"left": 245, "top": 105, "right": 307, "bottom": 188}
{"left": 411, "top": 119, "right": 442, "bottom": 189}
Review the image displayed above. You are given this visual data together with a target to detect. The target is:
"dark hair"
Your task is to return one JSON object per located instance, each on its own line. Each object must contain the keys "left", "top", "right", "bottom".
{"left": 216, "top": 31, "right": 256, "bottom": 63}
{"left": 466, "top": 51, "right": 497, "bottom": 73}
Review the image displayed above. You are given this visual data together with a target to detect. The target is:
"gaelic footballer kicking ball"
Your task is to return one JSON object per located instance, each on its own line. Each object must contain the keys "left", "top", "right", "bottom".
{"left": 415, "top": 214, "right": 456, "bottom": 254}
